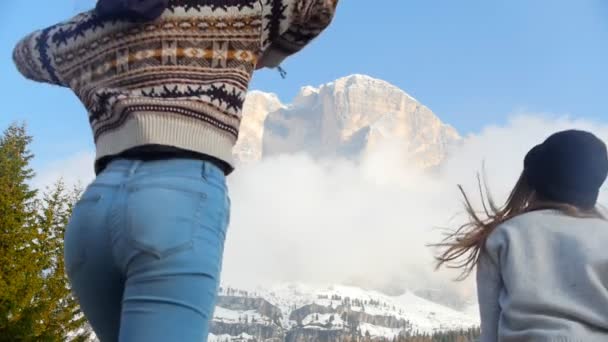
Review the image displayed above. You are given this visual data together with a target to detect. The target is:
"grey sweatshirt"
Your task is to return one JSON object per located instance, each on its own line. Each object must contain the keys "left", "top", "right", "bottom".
{"left": 477, "top": 210, "right": 608, "bottom": 342}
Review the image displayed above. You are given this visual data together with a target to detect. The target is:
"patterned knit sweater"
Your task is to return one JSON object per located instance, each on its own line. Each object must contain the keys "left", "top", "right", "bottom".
{"left": 13, "top": 0, "right": 338, "bottom": 171}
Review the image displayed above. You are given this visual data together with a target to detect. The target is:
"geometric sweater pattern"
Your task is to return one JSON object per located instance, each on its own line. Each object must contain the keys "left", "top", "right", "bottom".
{"left": 13, "top": 0, "right": 338, "bottom": 168}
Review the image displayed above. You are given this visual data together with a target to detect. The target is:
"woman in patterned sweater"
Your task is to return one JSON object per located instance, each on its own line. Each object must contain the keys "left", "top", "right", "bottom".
{"left": 13, "top": 0, "right": 338, "bottom": 341}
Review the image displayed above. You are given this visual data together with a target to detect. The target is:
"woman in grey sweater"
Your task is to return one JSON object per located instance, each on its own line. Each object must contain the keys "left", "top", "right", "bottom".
{"left": 436, "top": 129, "right": 608, "bottom": 342}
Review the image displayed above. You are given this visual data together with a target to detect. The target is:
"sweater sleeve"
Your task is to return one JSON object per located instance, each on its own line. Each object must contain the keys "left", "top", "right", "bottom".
{"left": 12, "top": 17, "right": 77, "bottom": 87}
{"left": 477, "top": 251, "right": 502, "bottom": 342}
{"left": 477, "top": 226, "right": 510, "bottom": 342}
{"left": 259, "top": 0, "right": 339, "bottom": 68}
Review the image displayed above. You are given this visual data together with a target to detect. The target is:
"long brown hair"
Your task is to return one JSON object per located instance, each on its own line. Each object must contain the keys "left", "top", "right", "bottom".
{"left": 434, "top": 170, "right": 605, "bottom": 280}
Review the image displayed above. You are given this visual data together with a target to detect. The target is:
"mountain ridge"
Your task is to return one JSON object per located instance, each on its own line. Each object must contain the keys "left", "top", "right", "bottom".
{"left": 235, "top": 75, "right": 461, "bottom": 168}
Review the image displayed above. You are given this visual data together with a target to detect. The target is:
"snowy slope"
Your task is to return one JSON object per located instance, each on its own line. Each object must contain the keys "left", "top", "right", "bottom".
{"left": 211, "top": 283, "right": 479, "bottom": 341}
{"left": 264, "top": 283, "right": 478, "bottom": 333}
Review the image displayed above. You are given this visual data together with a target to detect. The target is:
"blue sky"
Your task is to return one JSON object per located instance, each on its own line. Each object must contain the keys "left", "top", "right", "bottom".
{"left": 1, "top": 0, "right": 607, "bottom": 169}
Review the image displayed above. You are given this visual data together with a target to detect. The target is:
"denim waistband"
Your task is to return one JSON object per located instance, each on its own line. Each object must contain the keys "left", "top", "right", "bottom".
{"left": 102, "top": 158, "right": 226, "bottom": 182}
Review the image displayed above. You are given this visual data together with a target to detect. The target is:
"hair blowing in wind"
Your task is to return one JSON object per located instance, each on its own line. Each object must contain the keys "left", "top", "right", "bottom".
{"left": 434, "top": 129, "right": 608, "bottom": 280}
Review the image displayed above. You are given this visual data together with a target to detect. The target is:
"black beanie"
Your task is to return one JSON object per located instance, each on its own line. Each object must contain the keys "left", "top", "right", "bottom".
{"left": 95, "top": 0, "right": 170, "bottom": 22}
{"left": 524, "top": 130, "right": 608, "bottom": 209}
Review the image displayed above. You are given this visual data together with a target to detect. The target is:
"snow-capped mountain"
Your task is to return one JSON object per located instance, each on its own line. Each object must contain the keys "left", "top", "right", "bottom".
{"left": 209, "top": 283, "right": 479, "bottom": 342}
{"left": 235, "top": 75, "right": 461, "bottom": 168}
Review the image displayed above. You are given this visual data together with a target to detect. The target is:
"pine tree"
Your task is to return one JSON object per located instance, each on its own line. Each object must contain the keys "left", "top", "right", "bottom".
{"left": 33, "top": 180, "right": 88, "bottom": 341}
{"left": 0, "top": 123, "right": 43, "bottom": 340}
{"left": 0, "top": 124, "right": 89, "bottom": 341}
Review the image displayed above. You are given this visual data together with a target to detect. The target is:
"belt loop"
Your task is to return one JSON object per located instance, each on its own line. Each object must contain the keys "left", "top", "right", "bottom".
{"left": 201, "top": 161, "right": 208, "bottom": 181}
{"left": 128, "top": 160, "right": 142, "bottom": 176}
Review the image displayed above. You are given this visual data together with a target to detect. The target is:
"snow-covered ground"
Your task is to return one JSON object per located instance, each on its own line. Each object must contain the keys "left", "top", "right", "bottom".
{"left": 213, "top": 306, "right": 269, "bottom": 325}
{"left": 215, "top": 283, "right": 479, "bottom": 339}
{"left": 209, "top": 332, "right": 256, "bottom": 342}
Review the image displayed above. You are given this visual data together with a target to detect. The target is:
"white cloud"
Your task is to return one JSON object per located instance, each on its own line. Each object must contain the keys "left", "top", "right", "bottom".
{"left": 32, "top": 151, "right": 95, "bottom": 192}
{"left": 33, "top": 114, "right": 608, "bottom": 307}
{"left": 222, "top": 114, "right": 608, "bottom": 303}
{"left": 441, "top": 115, "right": 608, "bottom": 206}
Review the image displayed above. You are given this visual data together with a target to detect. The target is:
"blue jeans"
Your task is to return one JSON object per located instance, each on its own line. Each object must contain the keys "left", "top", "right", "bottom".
{"left": 64, "top": 159, "right": 230, "bottom": 342}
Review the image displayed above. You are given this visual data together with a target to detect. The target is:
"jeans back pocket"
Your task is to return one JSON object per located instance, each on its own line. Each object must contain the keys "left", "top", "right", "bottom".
{"left": 126, "top": 184, "right": 207, "bottom": 259}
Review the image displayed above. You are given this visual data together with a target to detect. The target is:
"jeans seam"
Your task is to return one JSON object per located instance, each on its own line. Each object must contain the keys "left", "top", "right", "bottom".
{"left": 67, "top": 189, "right": 113, "bottom": 275}
{"left": 126, "top": 238, "right": 195, "bottom": 260}
{"left": 106, "top": 184, "right": 124, "bottom": 276}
